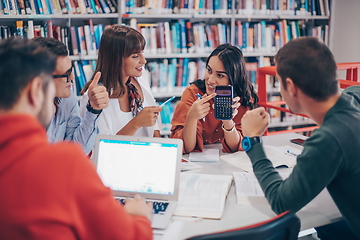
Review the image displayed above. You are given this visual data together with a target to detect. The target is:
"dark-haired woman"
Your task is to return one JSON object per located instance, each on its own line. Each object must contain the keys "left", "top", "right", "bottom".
{"left": 171, "top": 43, "right": 258, "bottom": 153}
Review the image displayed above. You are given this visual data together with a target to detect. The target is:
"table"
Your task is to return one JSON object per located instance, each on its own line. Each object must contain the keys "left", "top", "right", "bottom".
{"left": 172, "top": 133, "right": 341, "bottom": 240}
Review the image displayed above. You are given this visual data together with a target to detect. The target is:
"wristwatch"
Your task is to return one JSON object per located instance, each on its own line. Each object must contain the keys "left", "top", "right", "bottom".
{"left": 86, "top": 100, "right": 102, "bottom": 115}
{"left": 242, "top": 136, "right": 262, "bottom": 152}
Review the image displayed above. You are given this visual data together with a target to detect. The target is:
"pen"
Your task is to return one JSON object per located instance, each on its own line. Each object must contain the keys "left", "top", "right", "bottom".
{"left": 159, "top": 96, "right": 175, "bottom": 107}
{"left": 196, "top": 93, "right": 206, "bottom": 122}
{"left": 285, "top": 150, "right": 300, "bottom": 157}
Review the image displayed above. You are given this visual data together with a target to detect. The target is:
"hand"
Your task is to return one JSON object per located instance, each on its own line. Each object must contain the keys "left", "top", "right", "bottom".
{"left": 187, "top": 93, "right": 216, "bottom": 121}
{"left": 221, "top": 96, "right": 241, "bottom": 128}
{"left": 241, "top": 107, "right": 270, "bottom": 137}
{"left": 230, "top": 96, "right": 241, "bottom": 119}
{"left": 124, "top": 194, "right": 153, "bottom": 221}
{"left": 88, "top": 72, "right": 109, "bottom": 110}
{"left": 133, "top": 106, "right": 162, "bottom": 128}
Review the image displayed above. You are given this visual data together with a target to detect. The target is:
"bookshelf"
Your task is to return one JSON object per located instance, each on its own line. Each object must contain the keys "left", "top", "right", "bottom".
{"left": 0, "top": 0, "right": 331, "bottom": 135}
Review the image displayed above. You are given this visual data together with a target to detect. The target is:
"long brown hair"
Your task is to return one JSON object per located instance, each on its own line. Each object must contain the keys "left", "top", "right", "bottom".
{"left": 80, "top": 24, "right": 146, "bottom": 98}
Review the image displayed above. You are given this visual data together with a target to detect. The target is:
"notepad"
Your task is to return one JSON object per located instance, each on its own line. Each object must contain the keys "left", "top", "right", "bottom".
{"left": 189, "top": 149, "right": 220, "bottom": 163}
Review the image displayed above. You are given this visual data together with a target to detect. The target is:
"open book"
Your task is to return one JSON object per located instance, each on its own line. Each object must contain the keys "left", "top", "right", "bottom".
{"left": 174, "top": 173, "right": 233, "bottom": 219}
{"left": 220, "top": 145, "right": 301, "bottom": 172}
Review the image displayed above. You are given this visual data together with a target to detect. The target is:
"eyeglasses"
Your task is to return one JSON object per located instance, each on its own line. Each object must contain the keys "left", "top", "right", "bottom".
{"left": 53, "top": 68, "right": 73, "bottom": 83}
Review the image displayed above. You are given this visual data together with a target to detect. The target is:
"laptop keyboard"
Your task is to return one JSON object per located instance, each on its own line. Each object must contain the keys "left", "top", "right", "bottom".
{"left": 116, "top": 198, "right": 169, "bottom": 214}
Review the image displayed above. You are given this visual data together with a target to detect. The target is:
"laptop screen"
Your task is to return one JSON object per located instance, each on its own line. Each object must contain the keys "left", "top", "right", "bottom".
{"left": 96, "top": 138, "right": 179, "bottom": 196}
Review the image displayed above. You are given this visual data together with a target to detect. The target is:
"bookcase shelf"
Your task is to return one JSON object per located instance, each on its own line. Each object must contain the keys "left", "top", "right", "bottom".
{"left": 269, "top": 119, "right": 316, "bottom": 129}
{"left": 152, "top": 91, "right": 184, "bottom": 98}
{"left": 0, "top": 14, "right": 118, "bottom": 19}
{"left": 233, "top": 14, "right": 329, "bottom": 20}
{"left": 68, "top": 52, "right": 277, "bottom": 60}
{"left": 122, "top": 14, "right": 193, "bottom": 19}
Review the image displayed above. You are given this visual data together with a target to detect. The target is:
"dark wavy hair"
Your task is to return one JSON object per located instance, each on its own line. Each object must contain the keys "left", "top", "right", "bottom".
{"left": 81, "top": 24, "right": 146, "bottom": 98}
{"left": 192, "top": 43, "right": 258, "bottom": 109}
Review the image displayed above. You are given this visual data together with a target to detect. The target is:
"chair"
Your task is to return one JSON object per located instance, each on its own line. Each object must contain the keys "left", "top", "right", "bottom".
{"left": 257, "top": 63, "right": 360, "bottom": 136}
{"left": 186, "top": 210, "right": 300, "bottom": 240}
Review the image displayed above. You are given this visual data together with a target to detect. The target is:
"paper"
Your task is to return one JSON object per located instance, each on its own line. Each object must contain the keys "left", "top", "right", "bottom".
{"left": 233, "top": 170, "right": 292, "bottom": 205}
{"left": 181, "top": 161, "right": 203, "bottom": 172}
{"left": 221, "top": 145, "right": 301, "bottom": 172}
{"left": 174, "top": 173, "right": 233, "bottom": 219}
{"left": 189, "top": 149, "right": 220, "bottom": 163}
{"left": 153, "top": 221, "right": 184, "bottom": 240}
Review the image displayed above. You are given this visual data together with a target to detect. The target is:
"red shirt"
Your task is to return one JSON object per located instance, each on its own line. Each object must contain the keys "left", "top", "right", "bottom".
{"left": 0, "top": 114, "right": 152, "bottom": 240}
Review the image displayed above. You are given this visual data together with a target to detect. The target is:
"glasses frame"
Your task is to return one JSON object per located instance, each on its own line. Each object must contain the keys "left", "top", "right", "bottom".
{"left": 53, "top": 68, "right": 73, "bottom": 83}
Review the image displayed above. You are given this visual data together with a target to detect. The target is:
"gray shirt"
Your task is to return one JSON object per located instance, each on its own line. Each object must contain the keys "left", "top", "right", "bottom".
{"left": 247, "top": 86, "right": 360, "bottom": 237}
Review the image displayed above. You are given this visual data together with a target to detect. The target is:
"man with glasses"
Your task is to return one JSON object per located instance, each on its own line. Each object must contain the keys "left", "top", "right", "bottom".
{"left": 32, "top": 37, "right": 109, "bottom": 155}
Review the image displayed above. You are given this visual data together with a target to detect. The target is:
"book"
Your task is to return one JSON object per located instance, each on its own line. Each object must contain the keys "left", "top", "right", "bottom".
{"left": 221, "top": 145, "right": 301, "bottom": 172}
{"left": 83, "top": 23, "right": 96, "bottom": 56}
{"left": 77, "top": 26, "right": 87, "bottom": 56}
{"left": 27, "top": 20, "right": 34, "bottom": 38}
{"left": 17, "top": 0, "right": 26, "bottom": 14}
{"left": 174, "top": 173, "right": 233, "bottom": 219}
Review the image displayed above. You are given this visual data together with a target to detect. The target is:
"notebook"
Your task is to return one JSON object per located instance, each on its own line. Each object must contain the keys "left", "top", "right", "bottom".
{"left": 92, "top": 134, "right": 183, "bottom": 229}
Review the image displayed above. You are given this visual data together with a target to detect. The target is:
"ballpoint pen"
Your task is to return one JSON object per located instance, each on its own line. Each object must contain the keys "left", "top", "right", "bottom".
{"left": 285, "top": 150, "right": 300, "bottom": 157}
{"left": 196, "top": 93, "right": 206, "bottom": 122}
{"left": 159, "top": 96, "right": 176, "bottom": 107}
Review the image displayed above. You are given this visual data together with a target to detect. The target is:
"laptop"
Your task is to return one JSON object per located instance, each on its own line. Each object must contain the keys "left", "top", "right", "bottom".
{"left": 92, "top": 134, "right": 183, "bottom": 229}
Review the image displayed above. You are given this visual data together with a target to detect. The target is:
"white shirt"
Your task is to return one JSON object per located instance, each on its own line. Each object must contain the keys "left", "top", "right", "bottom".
{"left": 80, "top": 74, "right": 159, "bottom": 137}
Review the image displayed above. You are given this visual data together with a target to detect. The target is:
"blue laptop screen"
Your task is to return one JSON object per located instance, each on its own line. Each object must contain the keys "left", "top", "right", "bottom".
{"left": 96, "top": 139, "right": 178, "bottom": 196}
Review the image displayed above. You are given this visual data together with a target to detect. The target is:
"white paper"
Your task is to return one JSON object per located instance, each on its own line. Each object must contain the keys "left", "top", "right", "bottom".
{"left": 189, "top": 149, "right": 220, "bottom": 163}
{"left": 181, "top": 161, "right": 203, "bottom": 172}
{"left": 233, "top": 170, "right": 292, "bottom": 205}
{"left": 153, "top": 221, "right": 184, "bottom": 240}
{"left": 221, "top": 145, "right": 302, "bottom": 172}
{"left": 174, "top": 173, "right": 233, "bottom": 219}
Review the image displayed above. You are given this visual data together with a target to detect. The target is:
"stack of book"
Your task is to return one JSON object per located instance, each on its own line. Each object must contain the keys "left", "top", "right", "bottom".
{"left": 0, "top": 20, "right": 108, "bottom": 57}
{"left": 134, "top": 20, "right": 231, "bottom": 55}
{"left": 0, "top": 0, "right": 117, "bottom": 15}
{"left": 123, "top": 0, "right": 330, "bottom": 16}
{"left": 235, "top": 20, "right": 329, "bottom": 53}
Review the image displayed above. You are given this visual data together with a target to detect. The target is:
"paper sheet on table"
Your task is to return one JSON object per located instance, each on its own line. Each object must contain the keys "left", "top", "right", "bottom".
{"left": 189, "top": 149, "right": 220, "bottom": 163}
{"left": 174, "top": 172, "right": 233, "bottom": 219}
{"left": 233, "top": 170, "right": 291, "bottom": 205}
{"left": 221, "top": 145, "right": 301, "bottom": 172}
{"left": 153, "top": 221, "right": 184, "bottom": 240}
{"left": 181, "top": 161, "right": 203, "bottom": 172}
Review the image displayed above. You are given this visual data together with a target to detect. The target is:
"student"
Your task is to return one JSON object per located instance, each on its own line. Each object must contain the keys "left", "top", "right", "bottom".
{"left": 241, "top": 37, "right": 360, "bottom": 239}
{"left": 0, "top": 38, "right": 152, "bottom": 240}
{"left": 32, "top": 37, "right": 109, "bottom": 155}
{"left": 171, "top": 43, "right": 258, "bottom": 153}
{"left": 80, "top": 24, "right": 162, "bottom": 137}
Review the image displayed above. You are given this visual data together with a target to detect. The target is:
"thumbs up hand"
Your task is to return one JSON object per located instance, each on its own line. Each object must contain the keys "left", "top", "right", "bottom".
{"left": 88, "top": 72, "right": 109, "bottom": 111}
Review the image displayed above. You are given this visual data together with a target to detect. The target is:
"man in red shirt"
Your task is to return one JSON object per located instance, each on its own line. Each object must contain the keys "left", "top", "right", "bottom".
{"left": 0, "top": 38, "right": 153, "bottom": 239}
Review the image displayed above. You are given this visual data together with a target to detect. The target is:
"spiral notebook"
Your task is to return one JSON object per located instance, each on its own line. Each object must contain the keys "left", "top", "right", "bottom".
{"left": 188, "top": 149, "right": 220, "bottom": 163}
